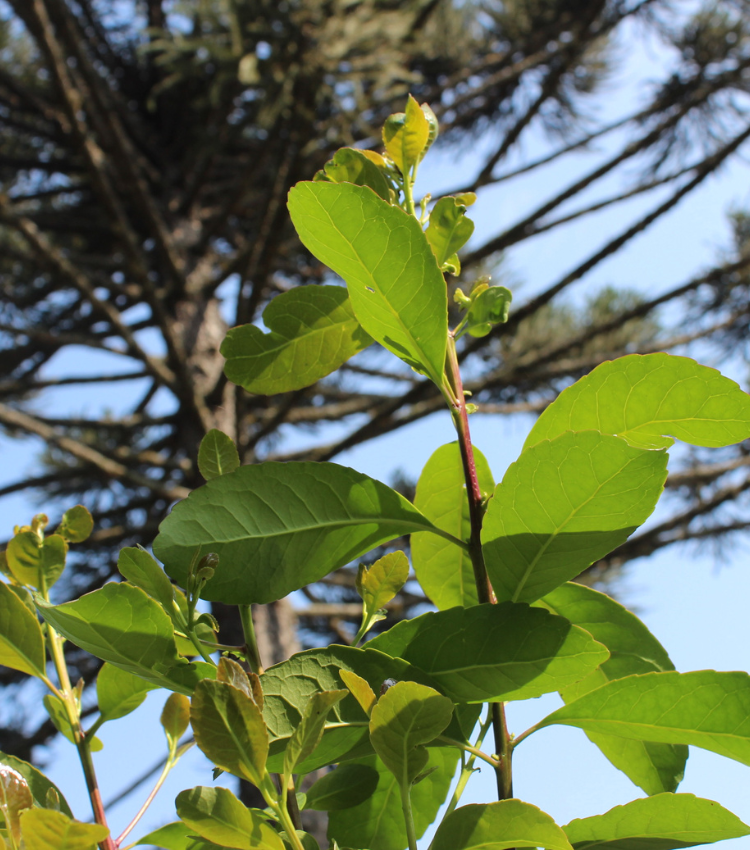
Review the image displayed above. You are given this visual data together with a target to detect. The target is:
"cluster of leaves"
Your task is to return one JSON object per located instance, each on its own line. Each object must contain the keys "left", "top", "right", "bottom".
{"left": 3, "top": 98, "right": 750, "bottom": 850}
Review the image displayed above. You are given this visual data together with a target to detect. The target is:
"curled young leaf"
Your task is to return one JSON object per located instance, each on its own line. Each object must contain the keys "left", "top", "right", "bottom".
{"left": 382, "top": 95, "right": 431, "bottom": 175}
{"left": 56, "top": 506, "right": 93, "bottom": 544}
{"left": 161, "top": 693, "right": 191, "bottom": 748}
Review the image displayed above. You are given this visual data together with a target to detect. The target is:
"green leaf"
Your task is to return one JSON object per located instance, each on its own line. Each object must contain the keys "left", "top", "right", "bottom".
{"left": 465, "top": 286, "right": 512, "bottom": 337}
{"left": 35, "top": 583, "right": 214, "bottom": 695}
{"left": 162, "top": 692, "right": 191, "bottom": 747}
{"left": 369, "top": 681, "right": 453, "bottom": 787}
{"left": 366, "top": 602, "right": 608, "bottom": 703}
{"left": 43, "top": 694, "right": 103, "bottom": 751}
{"left": 222, "top": 286, "right": 371, "bottom": 396}
{"left": 283, "top": 690, "right": 347, "bottom": 778}
{"left": 287, "top": 181, "right": 448, "bottom": 384}
{"left": 136, "top": 821, "right": 233, "bottom": 849}
{"left": 261, "top": 645, "right": 448, "bottom": 774}
{"left": 6, "top": 531, "right": 67, "bottom": 590}
{"left": 96, "top": 662, "right": 159, "bottom": 723}
{"left": 482, "top": 432, "right": 667, "bottom": 604}
{"left": 0, "top": 580, "right": 46, "bottom": 677}
{"left": 191, "top": 679, "right": 268, "bottom": 786}
{"left": 117, "top": 546, "right": 174, "bottom": 611}
{"left": 153, "top": 461, "right": 454, "bottom": 605}
{"left": 539, "top": 670, "right": 750, "bottom": 765}
{"left": 176, "top": 786, "right": 283, "bottom": 850}
{"left": 197, "top": 430, "right": 241, "bottom": 480}
{"left": 304, "top": 763, "right": 379, "bottom": 811}
{"left": 411, "top": 442, "right": 494, "bottom": 609}
{"left": 328, "top": 749, "right": 458, "bottom": 850}
{"left": 425, "top": 197, "right": 475, "bottom": 270}
{"left": 0, "top": 752, "right": 71, "bottom": 816}
{"left": 525, "top": 353, "right": 750, "bottom": 450}
{"left": 357, "top": 551, "right": 410, "bottom": 612}
{"left": 20, "top": 809, "right": 109, "bottom": 850}
{"left": 319, "top": 147, "right": 394, "bottom": 202}
{"left": 382, "top": 95, "right": 431, "bottom": 174}
{"left": 339, "top": 669, "right": 377, "bottom": 717}
{"left": 563, "top": 793, "right": 750, "bottom": 850}
{"left": 538, "top": 583, "right": 686, "bottom": 795}
{"left": 430, "top": 800, "right": 573, "bottom": 850}
{"left": 217, "top": 657, "right": 263, "bottom": 708}
{"left": 56, "top": 506, "right": 93, "bottom": 543}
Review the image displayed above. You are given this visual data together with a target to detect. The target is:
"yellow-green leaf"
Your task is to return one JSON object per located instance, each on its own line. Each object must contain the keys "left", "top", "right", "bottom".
{"left": 20, "top": 809, "right": 109, "bottom": 850}
{"left": 0, "top": 581, "right": 46, "bottom": 678}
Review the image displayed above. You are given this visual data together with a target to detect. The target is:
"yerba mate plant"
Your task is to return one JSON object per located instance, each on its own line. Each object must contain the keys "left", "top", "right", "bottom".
{"left": 3, "top": 97, "right": 750, "bottom": 850}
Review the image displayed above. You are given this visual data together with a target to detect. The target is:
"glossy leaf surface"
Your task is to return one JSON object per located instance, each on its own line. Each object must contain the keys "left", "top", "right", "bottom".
{"left": 222, "top": 286, "right": 371, "bottom": 395}
{"left": 197, "top": 430, "right": 240, "bottom": 480}
{"left": 328, "top": 749, "right": 458, "bottom": 850}
{"left": 0, "top": 580, "right": 46, "bottom": 677}
{"left": 191, "top": 680, "right": 268, "bottom": 786}
{"left": 412, "top": 442, "right": 494, "bottom": 609}
{"left": 176, "top": 786, "right": 283, "bottom": 850}
{"left": 430, "top": 800, "right": 573, "bottom": 850}
{"left": 538, "top": 583, "right": 686, "bottom": 795}
{"left": 482, "top": 432, "right": 667, "bottom": 604}
{"left": 36, "top": 583, "right": 213, "bottom": 695}
{"left": 563, "top": 793, "right": 750, "bottom": 850}
{"left": 153, "top": 462, "right": 450, "bottom": 604}
{"left": 525, "top": 353, "right": 750, "bottom": 450}
{"left": 369, "top": 681, "right": 453, "bottom": 786}
{"left": 20, "top": 809, "right": 109, "bottom": 850}
{"left": 366, "top": 602, "right": 608, "bottom": 703}
{"left": 287, "top": 181, "right": 448, "bottom": 384}
{"left": 540, "top": 670, "right": 750, "bottom": 765}
{"left": 304, "top": 763, "right": 379, "bottom": 811}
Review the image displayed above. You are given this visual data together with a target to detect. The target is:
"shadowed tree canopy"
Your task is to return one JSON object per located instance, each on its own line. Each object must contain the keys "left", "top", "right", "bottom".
{"left": 2, "top": 0, "right": 750, "bottom": 770}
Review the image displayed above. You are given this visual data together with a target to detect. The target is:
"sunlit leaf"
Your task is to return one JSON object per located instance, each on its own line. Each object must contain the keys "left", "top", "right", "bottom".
{"left": 222, "top": 286, "right": 371, "bottom": 395}
{"left": 525, "top": 353, "right": 750, "bottom": 450}
{"left": 366, "top": 602, "right": 608, "bottom": 703}
{"left": 56, "top": 506, "right": 93, "bottom": 543}
{"left": 482, "top": 432, "right": 667, "bottom": 604}
{"left": 283, "top": 689, "right": 347, "bottom": 777}
{"left": 411, "top": 442, "right": 494, "bottom": 609}
{"left": 382, "top": 95, "right": 431, "bottom": 174}
{"left": 96, "top": 662, "right": 159, "bottom": 724}
{"left": 538, "top": 582, "right": 687, "bottom": 795}
{"left": 153, "top": 462, "right": 453, "bottom": 605}
{"left": 36, "top": 583, "right": 214, "bottom": 695}
{"left": 563, "top": 793, "right": 750, "bottom": 850}
{"left": 0, "top": 581, "right": 45, "bottom": 678}
{"left": 287, "top": 181, "right": 448, "bottom": 385}
{"left": 20, "top": 809, "right": 109, "bottom": 850}
{"left": 430, "top": 800, "right": 573, "bottom": 850}
{"left": 539, "top": 670, "right": 750, "bottom": 765}
{"left": 425, "top": 197, "right": 474, "bottom": 270}
{"left": 369, "top": 681, "right": 453, "bottom": 787}
{"left": 176, "top": 786, "right": 283, "bottom": 850}
{"left": 191, "top": 679, "right": 268, "bottom": 786}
